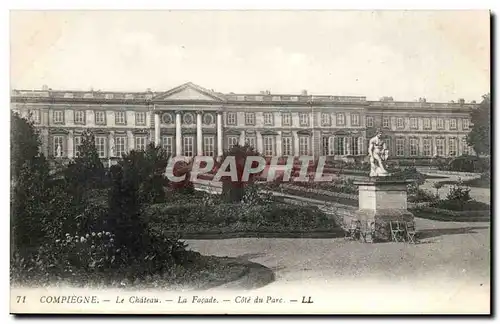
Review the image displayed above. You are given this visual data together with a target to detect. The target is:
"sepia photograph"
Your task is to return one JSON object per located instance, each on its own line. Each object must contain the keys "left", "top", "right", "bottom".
{"left": 9, "top": 9, "right": 491, "bottom": 315}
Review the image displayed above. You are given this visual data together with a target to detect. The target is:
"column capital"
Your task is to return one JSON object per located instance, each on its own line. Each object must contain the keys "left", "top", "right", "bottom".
{"left": 195, "top": 110, "right": 203, "bottom": 115}
{"left": 174, "top": 110, "right": 183, "bottom": 115}
{"left": 216, "top": 110, "right": 224, "bottom": 115}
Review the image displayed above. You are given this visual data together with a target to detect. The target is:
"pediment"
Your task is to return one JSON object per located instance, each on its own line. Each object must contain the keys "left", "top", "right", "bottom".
{"left": 153, "top": 82, "right": 226, "bottom": 102}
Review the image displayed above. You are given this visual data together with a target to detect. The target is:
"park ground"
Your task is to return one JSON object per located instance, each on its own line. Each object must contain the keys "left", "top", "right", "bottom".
{"left": 185, "top": 171, "right": 491, "bottom": 314}
{"left": 188, "top": 217, "right": 490, "bottom": 313}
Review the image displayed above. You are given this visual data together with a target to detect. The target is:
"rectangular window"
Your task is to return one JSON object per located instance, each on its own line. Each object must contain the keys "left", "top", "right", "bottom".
{"left": 409, "top": 138, "right": 419, "bottom": 156}
{"left": 396, "top": 138, "right": 405, "bottom": 157}
{"left": 462, "top": 138, "right": 469, "bottom": 155}
{"left": 436, "top": 138, "right": 445, "bottom": 156}
{"left": 299, "top": 137, "right": 310, "bottom": 155}
{"left": 397, "top": 118, "right": 404, "bottom": 129}
{"left": 334, "top": 137, "right": 345, "bottom": 155}
{"left": 263, "top": 136, "right": 274, "bottom": 156}
{"left": 423, "top": 118, "right": 431, "bottom": 130}
{"left": 95, "top": 111, "right": 106, "bottom": 125}
{"left": 321, "top": 113, "right": 330, "bottom": 126}
{"left": 385, "top": 138, "right": 392, "bottom": 156}
{"left": 53, "top": 110, "right": 64, "bottom": 124}
{"left": 135, "top": 136, "right": 147, "bottom": 151}
{"left": 227, "top": 136, "right": 239, "bottom": 149}
{"left": 183, "top": 136, "right": 194, "bottom": 157}
{"left": 462, "top": 118, "right": 469, "bottom": 130}
{"left": 74, "top": 136, "right": 82, "bottom": 157}
{"left": 245, "top": 113, "right": 255, "bottom": 125}
{"left": 336, "top": 113, "right": 345, "bottom": 126}
{"left": 382, "top": 117, "right": 390, "bottom": 128}
{"left": 282, "top": 113, "right": 292, "bottom": 126}
{"left": 423, "top": 138, "right": 432, "bottom": 157}
{"left": 95, "top": 136, "right": 107, "bottom": 158}
{"left": 282, "top": 137, "right": 293, "bottom": 156}
{"left": 351, "top": 137, "right": 360, "bottom": 155}
{"left": 226, "top": 112, "right": 237, "bottom": 125}
{"left": 246, "top": 137, "right": 256, "bottom": 149}
{"left": 203, "top": 136, "right": 215, "bottom": 157}
{"left": 263, "top": 113, "right": 274, "bottom": 126}
{"left": 351, "top": 113, "right": 360, "bottom": 126}
{"left": 135, "top": 112, "right": 146, "bottom": 125}
{"left": 449, "top": 138, "right": 457, "bottom": 156}
{"left": 322, "top": 137, "right": 329, "bottom": 156}
{"left": 449, "top": 119, "right": 457, "bottom": 130}
{"left": 437, "top": 118, "right": 445, "bottom": 129}
{"left": 74, "top": 110, "right": 85, "bottom": 125}
{"left": 366, "top": 116, "right": 374, "bottom": 128}
{"left": 299, "top": 113, "right": 309, "bottom": 126}
{"left": 161, "top": 136, "right": 173, "bottom": 155}
{"left": 53, "top": 135, "right": 64, "bottom": 157}
{"left": 115, "top": 136, "right": 127, "bottom": 157}
{"left": 115, "top": 111, "right": 126, "bottom": 125}
{"left": 410, "top": 117, "right": 418, "bottom": 129}
{"left": 29, "top": 109, "right": 41, "bottom": 124}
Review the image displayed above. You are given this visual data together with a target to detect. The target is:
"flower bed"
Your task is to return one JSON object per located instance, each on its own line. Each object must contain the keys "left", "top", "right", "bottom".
{"left": 145, "top": 202, "right": 339, "bottom": 236}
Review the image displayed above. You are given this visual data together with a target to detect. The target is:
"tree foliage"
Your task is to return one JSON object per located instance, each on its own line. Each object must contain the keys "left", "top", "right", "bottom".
{"left": 221, "top": 144, "right": 261, "bottom": 203}
{"left": 10, "top": 112, "right": 52, "bottom": 250}
{"left": 64, "top": 129, "right": 106, "bottom": 194}
{"left": 118, "top": 143, "right": 170, "bottom": 204}
{"left": 467, "top": 94, "right": 491, "bottom": 156}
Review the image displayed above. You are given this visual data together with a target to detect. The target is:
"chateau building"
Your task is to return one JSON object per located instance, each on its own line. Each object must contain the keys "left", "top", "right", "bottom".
{"left": 10, "top": 82, "right": 476, "bottom": 162}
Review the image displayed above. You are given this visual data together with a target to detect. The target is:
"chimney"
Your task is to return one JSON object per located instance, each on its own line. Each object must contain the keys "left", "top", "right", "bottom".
{"left": 42, "top": 84, "right": 48, "bottom": 91}
{"left": 265, "top": 90, "right": 271, "bottom": 95}
{"left": 458, "top": 98, "right": 465, "bottom": 104}
{"left": 301, "top": 89, "right": 308, "bottom": 96}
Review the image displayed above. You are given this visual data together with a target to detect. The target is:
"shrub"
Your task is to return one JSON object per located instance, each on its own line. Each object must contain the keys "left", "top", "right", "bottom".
{"left": 146, "top": 201, "right": 336, "bottom": 233}
{"left": 446, "top": 179, "right": 472, "bottom": 202}
{"left": 447, "top": 155, "right": 488, "bottom": 173}
{"left": 408, "top": 188, "right": 438, "bottom": 203}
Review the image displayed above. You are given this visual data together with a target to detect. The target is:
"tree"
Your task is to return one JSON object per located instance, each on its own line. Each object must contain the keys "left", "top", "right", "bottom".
{"left": 64, "top": 129, "right": 105, "bottom": 192}
{"left": 467, "top": 94, "right": 491, "bottom": 156}
{"left": 221, "top": 144, "right": 261, "bottom": 203}
{"left": 10, "top": 111, "right": 42, "bottom": 182}
{"left": 10, "top": 112, "right": 52, "bottom": 250}
{"left": 118, "top": 144, "right": 170, "bottom": 204}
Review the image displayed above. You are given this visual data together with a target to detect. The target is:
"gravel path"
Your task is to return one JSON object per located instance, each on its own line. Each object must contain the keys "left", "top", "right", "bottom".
{"left": 186, "top": 217, "right": 490, "bottom": 313}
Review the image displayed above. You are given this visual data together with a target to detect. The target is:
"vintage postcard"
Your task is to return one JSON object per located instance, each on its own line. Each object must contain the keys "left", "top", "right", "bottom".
{"left": 9, "top": 10, "right": 491, "bottom": 315}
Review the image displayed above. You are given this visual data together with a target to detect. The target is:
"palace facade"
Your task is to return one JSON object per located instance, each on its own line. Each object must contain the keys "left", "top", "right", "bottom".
{"left": 10, "top": 82, "right": 476, "bottom": 162}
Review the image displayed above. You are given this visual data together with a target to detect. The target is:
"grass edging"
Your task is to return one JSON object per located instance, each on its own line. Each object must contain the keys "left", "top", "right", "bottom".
{"left": 164, "top": 229, "right": 344, "bottom": 239}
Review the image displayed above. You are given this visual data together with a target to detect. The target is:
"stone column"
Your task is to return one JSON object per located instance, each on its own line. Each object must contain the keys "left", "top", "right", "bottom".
{"left": 239, "top": 130, "right": 246, "bottom": 146}
{"left": 217, "top": 112, "right": 223, "bottom": 157}
{"left": 346, "top": 137, "right": 351, "bottom": 155}
{"left": 175, "top": 111, "right": 182, "bottom": 156}
{"left": 275, "top": 131, "right": 282, "bottom": 157}
{"left": 154, "top": 113, "right": 161, "bottom": 147}
{"left": 196, "top": 111, "right": 203, "bottom": 156}
{"left": 293, "top": 131, "right": 300, "bottom": 156}
{"left": 67, "top": 130, "right": 74, "bottom": 159}
{"left": 256, "top": 131, "right": 263, "bottom": 153}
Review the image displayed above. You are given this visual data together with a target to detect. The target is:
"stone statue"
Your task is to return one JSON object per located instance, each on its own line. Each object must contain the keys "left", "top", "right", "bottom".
{"left": 56, "top": 143, "right": 62, "bottom": 158}
{"left": 368, "top": 131, "right": 390, "bottom": 177}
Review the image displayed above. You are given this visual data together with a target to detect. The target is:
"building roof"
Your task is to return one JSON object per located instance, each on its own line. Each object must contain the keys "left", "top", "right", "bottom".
{"left": 10, "top": 81, "right": 478, "bottom": 109}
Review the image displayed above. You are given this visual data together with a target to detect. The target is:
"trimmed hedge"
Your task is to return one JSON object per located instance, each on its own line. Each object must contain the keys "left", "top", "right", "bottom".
{"left": 146, "top": 202, "right": 338, "bottom": 234}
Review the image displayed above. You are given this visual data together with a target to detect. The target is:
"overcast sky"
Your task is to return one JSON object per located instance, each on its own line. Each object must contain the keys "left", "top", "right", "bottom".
{"left": 10, "top": 10, "right": 490, "bottom": 102}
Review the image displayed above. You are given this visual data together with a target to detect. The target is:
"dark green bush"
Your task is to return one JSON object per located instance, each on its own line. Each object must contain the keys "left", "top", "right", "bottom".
{"left": 431, "top": 199, "right": 490, "bottom": 211}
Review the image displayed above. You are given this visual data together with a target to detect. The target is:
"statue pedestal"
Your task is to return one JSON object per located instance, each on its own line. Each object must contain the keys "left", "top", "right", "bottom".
{"left": 351, "top": 177, "right": 415, "bottom": 242}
